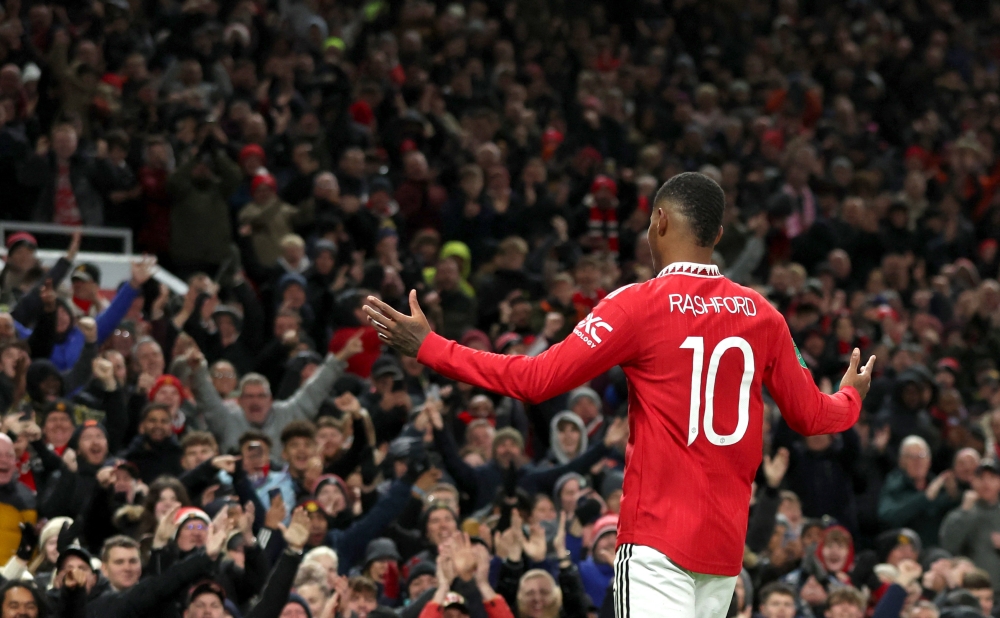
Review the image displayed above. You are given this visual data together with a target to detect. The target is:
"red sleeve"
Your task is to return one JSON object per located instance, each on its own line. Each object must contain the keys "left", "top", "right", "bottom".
{"left": 484, "top": 595, "right": 516, "bottom": 618}
{"left": 417, "top": 291, "right": 636, "bottom": 404}
{"left": 418, "top": 601, "right": 443, "bottom": 618}
{"left": 763, "top": 313, "right": 861, "bottom": 436}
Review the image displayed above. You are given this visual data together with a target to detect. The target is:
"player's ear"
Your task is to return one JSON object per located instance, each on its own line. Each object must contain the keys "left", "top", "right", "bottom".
{"left": 714, "top": 225, "right": 724, "bottom": 245}
{"left": 656, "top": 207, "right": 668, "bottom": 236}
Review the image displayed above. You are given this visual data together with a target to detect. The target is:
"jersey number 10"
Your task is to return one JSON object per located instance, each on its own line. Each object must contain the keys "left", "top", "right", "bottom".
{"left": 680, "top": 336, "right": 755, "bottom": 447}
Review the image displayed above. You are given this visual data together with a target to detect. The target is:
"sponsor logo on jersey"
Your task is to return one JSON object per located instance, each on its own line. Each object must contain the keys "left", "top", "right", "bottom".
{"left": 574, "top": 313, "right": 613, "bottom": 348}
{"left": 794, "top": 343, "right": 808, "bottom": 368}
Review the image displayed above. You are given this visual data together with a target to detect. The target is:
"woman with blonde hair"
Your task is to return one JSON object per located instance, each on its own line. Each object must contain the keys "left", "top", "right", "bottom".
{"left": 27, "top": 517, "right": 72, "bottom": 587}
{"left": 516, "top": 570, "right": 562, "bottom": 618}
{"left": 497, "top": 513, "right": 589, "bottom": 617}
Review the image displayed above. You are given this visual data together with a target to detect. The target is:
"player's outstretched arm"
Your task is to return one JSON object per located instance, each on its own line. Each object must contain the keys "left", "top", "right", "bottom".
{"left": 765, "top": 322, "right": 875, "bottom": 436}
{"left": 364, "top": 291, "right": 635, "bottom": 404}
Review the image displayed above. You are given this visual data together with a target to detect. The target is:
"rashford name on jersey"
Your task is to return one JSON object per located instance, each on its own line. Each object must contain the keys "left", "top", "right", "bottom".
{"left": 668, "top": 293, "right": 758, "bottom": 317}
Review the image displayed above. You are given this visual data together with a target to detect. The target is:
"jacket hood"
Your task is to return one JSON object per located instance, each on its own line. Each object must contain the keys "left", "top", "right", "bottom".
{"left": 814, "top": 525, "right": 855, "bottom": 574}
{"left": 549, "top": 411, "right": 588, "bottom": 465}
{"left": 439, "top": 241, "right": 472, "bottom": 279}
{"left": 891, "top": 368, "right": 935, "bottom": 411}
{"left": 54, "top": 297, "right": 77, "bottom": 339}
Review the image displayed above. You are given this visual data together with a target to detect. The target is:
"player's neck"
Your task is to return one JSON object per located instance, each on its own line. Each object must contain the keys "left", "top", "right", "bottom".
{"left": 655, "top": 249, "right": 715, "bottom": 273}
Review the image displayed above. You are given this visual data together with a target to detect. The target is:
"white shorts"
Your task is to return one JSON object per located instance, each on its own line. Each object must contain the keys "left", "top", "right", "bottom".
{"left": 613, "top": 544, "right": 737, "bottom": 618}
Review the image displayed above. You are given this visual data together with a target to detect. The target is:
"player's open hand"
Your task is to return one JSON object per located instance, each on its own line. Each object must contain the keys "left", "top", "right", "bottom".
{"left": 364, "top": 291, "right": 431, "bottom": 358}
{"left": 839, "top": 348, "right": 876, "bottom": 400}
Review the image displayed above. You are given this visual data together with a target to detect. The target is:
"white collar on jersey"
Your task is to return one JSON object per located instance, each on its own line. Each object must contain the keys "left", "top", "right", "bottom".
{"left": 657, "top": 262, "right": 722, "bottom": 278}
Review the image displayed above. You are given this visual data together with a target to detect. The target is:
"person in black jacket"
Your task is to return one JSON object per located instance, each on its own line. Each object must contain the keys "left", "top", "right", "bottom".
{"left": 88, "top": 534, "right": 222, "bottom": 618}
{"left": 38, "top": 420, "right": 111, "bottom": 520}
{"left": 19, "top": 124, "right": 105, "bottom": 227}
{"left": 120, "top": 403, "right": 184, "bottom": 484}
{"left": 46, "top": 509, "right": 233, "bottom": 618}
{"left": 180, "top": 506, "right": 309, "bottom": 618}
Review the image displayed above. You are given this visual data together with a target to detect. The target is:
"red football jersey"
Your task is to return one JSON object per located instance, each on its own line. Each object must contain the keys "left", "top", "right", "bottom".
{"left": 417, "top": 262, "right": 861, "bottom": 576}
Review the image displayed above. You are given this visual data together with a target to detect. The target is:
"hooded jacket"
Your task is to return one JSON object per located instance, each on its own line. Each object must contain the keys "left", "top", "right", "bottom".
{"left": 546, "top": 411, "right": 588, "bottom": 465}
{"left": 26, "top": 360, "right": 64, "bottom": 407}
{"left": 47, "top": 283, "right": 138, "bottom": 372}
{"left": 167, "top": 149, "right": 241, "bottom": 266}
{"left": 423, "top": 241, "right": 476, "bottom": 298}
{"left": 876, "top": 369, "right": 941, "bottom": 453}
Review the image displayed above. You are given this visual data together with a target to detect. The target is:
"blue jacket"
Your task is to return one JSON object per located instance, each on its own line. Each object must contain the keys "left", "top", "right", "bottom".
{"left": 327, "top": 479, "right": 413, "bottom": 574}
{"left": 49, "top": 284, "right": 139, "bottom": 371}
{"left": 579, "top": 557, "right": 613, "bottom": 608}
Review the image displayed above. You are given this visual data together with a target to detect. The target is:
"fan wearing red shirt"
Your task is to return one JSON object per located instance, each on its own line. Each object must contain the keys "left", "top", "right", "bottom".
{"left": 365, "top": 173, "right": 876, "bottom": 618}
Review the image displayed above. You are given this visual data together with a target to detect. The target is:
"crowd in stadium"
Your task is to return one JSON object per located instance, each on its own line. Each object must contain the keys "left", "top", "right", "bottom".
{"left": 0, "top": 0, "right": 997, "bottom": 616}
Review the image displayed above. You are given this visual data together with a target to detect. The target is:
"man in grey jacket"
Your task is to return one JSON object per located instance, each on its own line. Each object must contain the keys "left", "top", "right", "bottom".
{"left": 188, "top": 333, "right": 364, "bottom": 453}
{"left": 939, "top": 459, "right": 1000, "bottom": 589}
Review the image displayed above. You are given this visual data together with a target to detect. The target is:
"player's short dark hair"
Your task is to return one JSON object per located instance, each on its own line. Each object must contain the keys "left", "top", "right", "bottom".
{"left": 653, "top": 172, "right": 725, "bottom": 247}
{"left": 758, "top": 582, "right": 796, "bottom": 606}
{"left": 281, "top": 420, "right": 317, "bottom": 445}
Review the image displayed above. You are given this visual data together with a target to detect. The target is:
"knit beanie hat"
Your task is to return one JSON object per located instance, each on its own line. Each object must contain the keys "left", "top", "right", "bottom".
{"left": 552, "top": 472, "right": 587, "bottom": 503}
{"left": 68, "top": 419, "right": 108, "bottom": 451}
{"left": 312, "top": 474, "right": 354, "bottom": 509}
{"left": 148, "top": 374, "right": 185, "bottom": 402}
{"left": 40, "top": 517, "right": 73, "bottom": 557}
{"left": 492, "top": 428, "right": 524, "bottom": 456}
{"left": 590, "top": 514, "right": 618, "bottom": 555}
{"left": 568, "top": 387, "right": 601, "bottom": 410}
{"left": 285, "top": 593, "right": 313, "bottom": 618}
{"left": 173, "top": 507, "right": 211, "bottom": 540}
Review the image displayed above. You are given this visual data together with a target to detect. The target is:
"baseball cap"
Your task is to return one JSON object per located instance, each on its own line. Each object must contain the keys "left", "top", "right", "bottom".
{"left": 441, "top": 592, "right": 469, "bottom": 614}
{"left": 239, "top": 143, "right": 265, "bottom": 164}
{"left": 590, "top": 175, "right": 617, "bottom": 197}
{"left": 370, "top": 357, "right": 404, "bottom": 381}
{"left": 298, "top": 499, "right": 322, "bottom": 514}
{"left": 251, "top": 173, "right": 278, "bottom": 194}
{"left": 71, "top": 263, "right": 101, "bottom": 285}
{"left": 977, "top": 459, "right": 1000, "bottom": 476}
{"left": 56, "top": 545, "right": 94, "bottom": 571}
{"left": 187, "top": 580, "right": 227, "bottom": 608}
